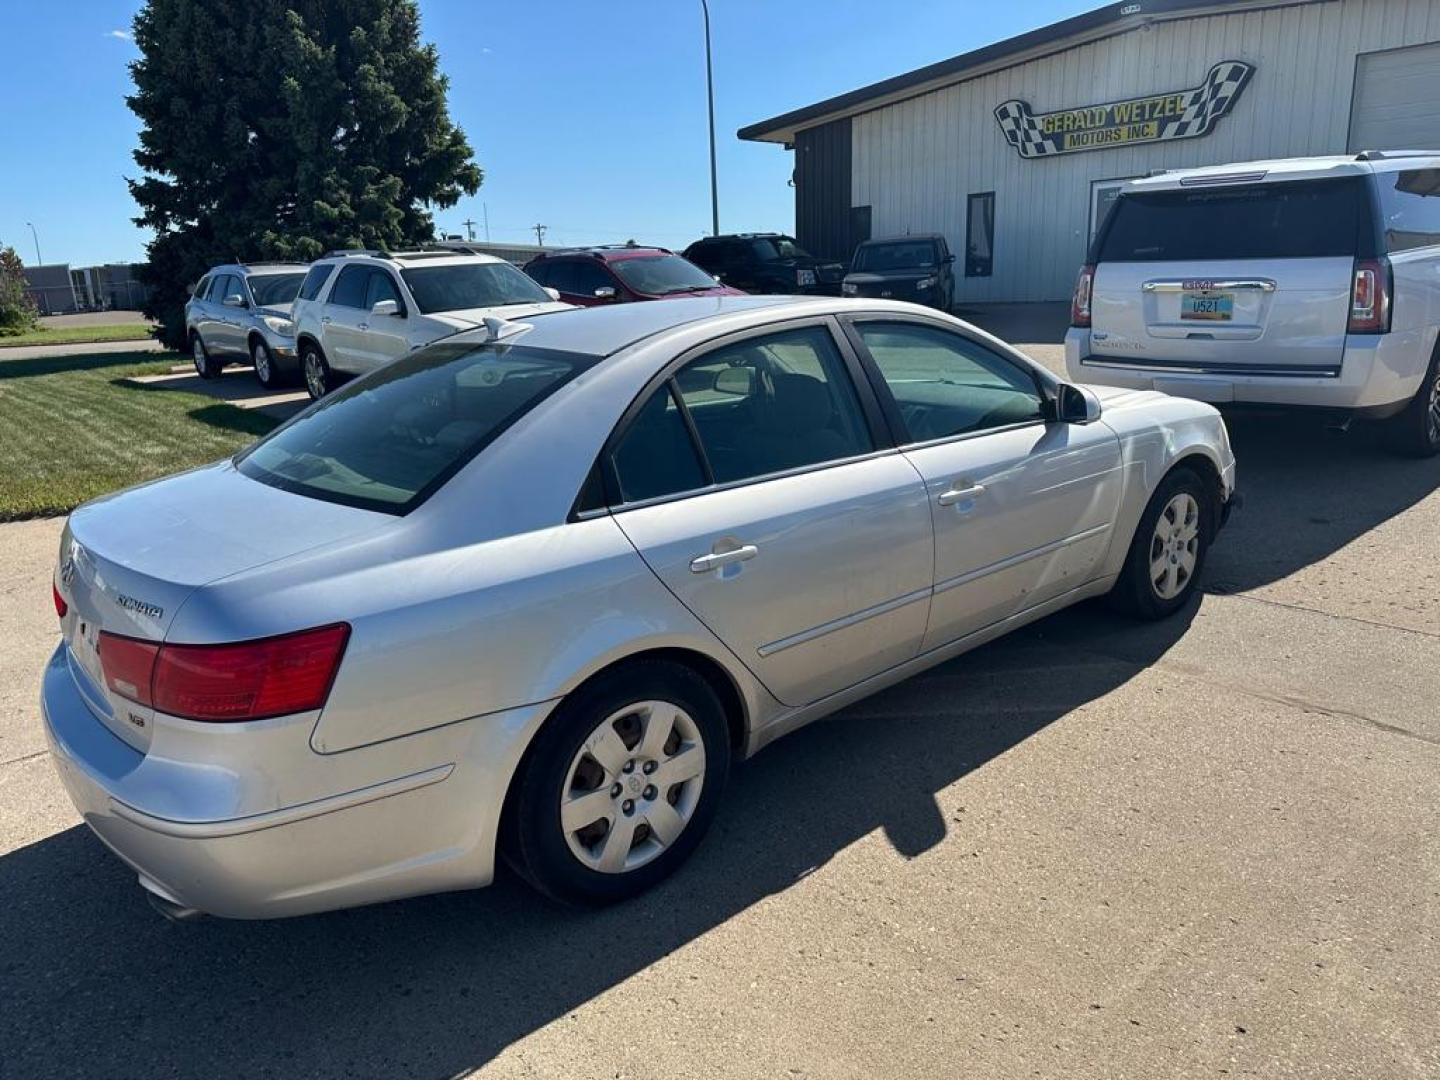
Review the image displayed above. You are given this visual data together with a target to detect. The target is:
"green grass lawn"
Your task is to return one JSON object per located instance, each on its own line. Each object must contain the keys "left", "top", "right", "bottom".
{"left": 0, "top": 351, "right": 278, "bottom": 521}
{"left": 0, "top": 323, "right": 156, "bottom": 348}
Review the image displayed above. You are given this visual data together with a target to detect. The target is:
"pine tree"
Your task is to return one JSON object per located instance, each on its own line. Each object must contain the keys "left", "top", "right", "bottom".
{"left": 0, "top": 246, "right": 38, "bottom": 335}
{"left": 127, "top": 0, "right": 482, "bottom": 346}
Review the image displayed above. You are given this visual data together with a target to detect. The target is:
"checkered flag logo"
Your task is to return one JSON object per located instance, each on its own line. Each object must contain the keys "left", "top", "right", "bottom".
{"left": 993, "top": 99, "right": 1057, "bottom": 158}
{"left": 995, "top": 60, "right": 1254, "bottom": 158}
{"left": 1159, "top": 61, "right": 1255, "bottom": 139}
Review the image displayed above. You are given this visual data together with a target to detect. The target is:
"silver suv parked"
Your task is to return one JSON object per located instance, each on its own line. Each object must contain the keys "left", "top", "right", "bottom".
{"left": 186, "top": 263, "right": 309, "bottom": 387}
{"left": 1066, "top": 152, "right": 1440, "bottom": 456}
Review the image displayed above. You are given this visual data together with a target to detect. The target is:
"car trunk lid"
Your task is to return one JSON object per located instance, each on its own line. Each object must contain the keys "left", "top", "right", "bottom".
{"left": 56, "top": 461, "right": 389, "bottom": 750}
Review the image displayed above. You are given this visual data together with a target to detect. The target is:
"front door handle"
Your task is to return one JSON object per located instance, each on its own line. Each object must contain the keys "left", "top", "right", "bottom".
{"left": 321, "top": 316, "right": 333, "bottom": 325}
{"left": 937, "top": 483, "right": 986, "bottom": 506}
{"left": 689, "top": 545, "right": 758, "bottom": 573}
{"left": 358, "top": 323, "right": 369, "bottom": 331}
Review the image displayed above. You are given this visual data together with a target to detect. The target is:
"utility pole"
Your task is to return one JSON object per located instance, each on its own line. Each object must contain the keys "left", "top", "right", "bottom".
{"left": 462, "top": 218, "right": 477, "bottom": 241}
{"left": 533, "top": 224, "right": 547, "bottom": 247}
{"left": 25, "top": 222, "right": 42, "bottom": 266}
{"left": 483, "top": 203, "right": 491, "bottom": 242}
{"left": 701, "top": 0, "right": 719, "bottom": 236}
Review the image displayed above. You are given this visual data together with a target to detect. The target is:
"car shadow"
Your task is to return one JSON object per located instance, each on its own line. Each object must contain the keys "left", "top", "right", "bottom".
{"left": 2, "top": 413, "right": 1435, "bottom": 1076}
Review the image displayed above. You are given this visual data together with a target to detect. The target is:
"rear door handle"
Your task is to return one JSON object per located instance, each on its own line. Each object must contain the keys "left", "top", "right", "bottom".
{"left": 689, "top": 545, "right": 758, "bottom": 573}
{"left": 937, "top": 483, "right": 985, "bottom": 506}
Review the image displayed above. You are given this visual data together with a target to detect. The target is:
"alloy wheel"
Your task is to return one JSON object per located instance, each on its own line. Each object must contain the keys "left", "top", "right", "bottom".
{"left": 1427, "top": 368, "right": 1440, "bottom": 447}
{"left": 192, "top": 337, "right": 205, "bottom": 375}
{"left": 561, "top": 700, "right": 706, "bottom": 874}
{"left": 1149, "top": 491, "right": 1200, "bottom": 600}
{"left": 304, "top": 352, "right": 325, "bottom": 398}
{"left": 253, "top": 342, "right": 271, "bottom": 384}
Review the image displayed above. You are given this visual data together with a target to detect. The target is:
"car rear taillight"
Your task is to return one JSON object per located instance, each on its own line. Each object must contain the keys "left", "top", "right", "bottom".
{"left": 52, "top": 584, "right": 67, "bottom": 619}
{"left": 98, "top": 634, "right": 159, "bottom": 706}
{"left": 98, "top": 623, "right": 349, "bottom": 722}
{"left": 1348, "top": 257, "right": 1392, "bottom": 333}
{"left": 1071, "top": 264, "right": 1095, "bottom": 328}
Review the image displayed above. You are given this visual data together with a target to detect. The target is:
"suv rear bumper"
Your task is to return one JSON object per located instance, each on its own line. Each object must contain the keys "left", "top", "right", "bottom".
{"left": 1064, "top": 328, "right": 1428, "bottom": 415}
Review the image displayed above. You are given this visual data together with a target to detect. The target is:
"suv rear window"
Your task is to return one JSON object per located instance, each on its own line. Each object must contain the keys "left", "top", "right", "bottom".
{"left": 236, "top": 342, "right": 596, "bottom": 513}
{"left": 1097, "top": 178, "right": 1368, "bottom": 262}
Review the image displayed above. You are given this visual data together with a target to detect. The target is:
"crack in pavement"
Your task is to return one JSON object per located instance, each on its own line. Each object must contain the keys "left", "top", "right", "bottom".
{"left": 1208, "top": 585, "right": 1440, "bottom": 640}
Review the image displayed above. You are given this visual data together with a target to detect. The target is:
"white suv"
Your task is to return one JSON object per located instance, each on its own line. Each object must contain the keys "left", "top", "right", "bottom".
{"left": 1066, "top": 152, "right": 1440, "bottom": 456}
{"left": 291, "top": 249, "right": 571, "bottom": 398}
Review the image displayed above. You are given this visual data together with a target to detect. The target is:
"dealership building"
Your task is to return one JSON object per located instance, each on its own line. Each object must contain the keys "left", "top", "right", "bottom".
{"left": 739, "top": 0, "right": 1440, "bottom": 303}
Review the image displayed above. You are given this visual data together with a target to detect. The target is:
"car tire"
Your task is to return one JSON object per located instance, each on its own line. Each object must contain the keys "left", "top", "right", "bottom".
{"left": 251, "top": 338, "right": 282, "bottom": 389}
{"left": 504, "top": 660, "right": 731, "bottom": 907}
{"left": 1108, "top": 466, "right": 1213, "bottom": 620}
{"left": 1386, "top": 349, "right": 1440, "bottom": 458}
{"left": 301, "top": 343, "right": 333, "bottom": 400}
{"left": 190, "top": 334, "right": 222, "bottom": 380}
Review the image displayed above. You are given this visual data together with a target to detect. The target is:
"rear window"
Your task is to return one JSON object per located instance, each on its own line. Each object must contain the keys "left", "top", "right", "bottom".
{"left": 1096, "top": 179, "right": 1368, "bottom": 262}
{"left": 236, "top": 341, "right": 596, "bottom": 513}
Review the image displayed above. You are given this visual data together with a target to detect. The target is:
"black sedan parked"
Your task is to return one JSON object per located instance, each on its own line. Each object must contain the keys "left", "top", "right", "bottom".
{"left": 841, "top": 234, "right": 955, "bottom": 311}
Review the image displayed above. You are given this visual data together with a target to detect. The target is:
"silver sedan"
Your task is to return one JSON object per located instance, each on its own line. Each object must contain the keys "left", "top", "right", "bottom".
{"left": 41, "top": 296, "right": 1237, "bottom": 918}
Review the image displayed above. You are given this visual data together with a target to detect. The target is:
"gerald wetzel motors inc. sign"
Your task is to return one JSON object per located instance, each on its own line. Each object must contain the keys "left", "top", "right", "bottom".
{"left": 994, "top": 60, "right": 1255, "bottom": 158}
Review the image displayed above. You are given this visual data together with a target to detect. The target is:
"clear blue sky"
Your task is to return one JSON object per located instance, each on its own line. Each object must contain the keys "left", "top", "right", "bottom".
{"left": 0, "top": 0, "right": 1094, "bottom": 267}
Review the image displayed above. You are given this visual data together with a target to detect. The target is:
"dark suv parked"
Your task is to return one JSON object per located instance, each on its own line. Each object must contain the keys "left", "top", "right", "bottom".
{"left": 683, "top": 233, "right": 846, "bottom": 296}
{"left": 525, "top": 244, "right": 742, "bottom": 306}
{"left": 842, "top": 234, "right": 955, "bottom": 311}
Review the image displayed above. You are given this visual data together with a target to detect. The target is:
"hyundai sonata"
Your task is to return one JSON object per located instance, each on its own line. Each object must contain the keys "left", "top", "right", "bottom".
{"left": 42, "top": 296, "right": 1236, "bottom": 918}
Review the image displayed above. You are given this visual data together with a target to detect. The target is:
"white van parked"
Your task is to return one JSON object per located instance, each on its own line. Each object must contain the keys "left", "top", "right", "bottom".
{"left": 1066, "top": 152, "right": 1440, "bottom": 456}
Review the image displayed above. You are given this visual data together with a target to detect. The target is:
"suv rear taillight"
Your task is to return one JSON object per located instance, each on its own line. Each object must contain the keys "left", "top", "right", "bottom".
{"left": 53, "top": 584, "right": 67, "bottom": 619}
{"left": 1071, "top": 264, "right": 1095, "bottom": 327}
{"left": 1349, "top": 257, "right": 1392, "bottom": 333}
{"left": 99, "top": 623, "right": 350, "bottom": 722}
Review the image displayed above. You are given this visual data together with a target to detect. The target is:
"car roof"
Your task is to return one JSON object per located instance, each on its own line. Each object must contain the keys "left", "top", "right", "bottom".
{"left": 858, "top": 234, "right": 945, "bottom": 245}
{"left": 533, "top": 245, "right": 674, "bottom": 263}
{"left": 690, "top": 233, "right": 789, "bottom": 243}
{"left": 208, "top": 262, "right": 309, "bottom": 276}
{"left": 440, "top": 295, "right": 824, "bottom": 357}
{"left": 318, "top": 250, "right": 507, "bottom": 267}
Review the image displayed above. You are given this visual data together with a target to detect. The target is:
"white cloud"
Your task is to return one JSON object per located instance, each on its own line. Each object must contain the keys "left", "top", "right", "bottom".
{"left": 106, "top": 29, "right": 132, "bottom": 41}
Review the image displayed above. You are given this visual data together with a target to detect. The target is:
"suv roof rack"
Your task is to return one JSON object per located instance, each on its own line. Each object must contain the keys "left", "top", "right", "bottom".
{"left": 238, "top": 260, "right": 305, "bottom": 270}
{"left": 1354, "top": 149, "right": 1440, "bottom": 161}
{"left": 537, "top": 242, "right": 672, "bottom": 258}
{"left": 322, "top": 249, "right": 392, "bottom": 260}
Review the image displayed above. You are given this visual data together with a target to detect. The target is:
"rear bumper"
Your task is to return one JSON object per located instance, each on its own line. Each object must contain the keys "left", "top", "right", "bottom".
{"left": 41, "top": 643, "right": 554, "bottom": 918}
{"left": 1064, "top": 328, "right": 1428, "bottom": 413}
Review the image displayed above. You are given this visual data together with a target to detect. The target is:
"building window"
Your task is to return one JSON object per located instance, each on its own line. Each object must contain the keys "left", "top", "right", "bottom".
{"left": 965, "top": 192, "right": 994, "bottom": 277}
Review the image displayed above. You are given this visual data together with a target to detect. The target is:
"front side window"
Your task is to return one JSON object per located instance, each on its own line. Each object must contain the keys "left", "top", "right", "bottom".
{"left": 328, "top": 265, "right": 370, "bottom": 308}
{"left": 852, "top": 241, "right": 939, "bottom": 272}
{"left": 247, "top": 273, "right": 306, "bottom": 307}
{"left": 365, "top": 270, "right": 403, "bottom": 310}
{"left": 673, "top": 326, "right": 872, "bottom": 484}
{"left": 856, "top": 322, "right": 1042, "bottom": 441}
{"left": 237, "top": 342, "right": 595, "bottom": 513}
{"left": 563, "top": 261, "right": 615, "bottom": 297}
{"left": 611, "top": 254, "right": 719, "bottom": 294}
{"left": 207, "top": 274, "right": 236, "bottom": 302}
{"left": 400, "top": 262, "right": 551, "bottom": 314}
{"left": 297, "top": 263, "right": 335, "bottom": 302}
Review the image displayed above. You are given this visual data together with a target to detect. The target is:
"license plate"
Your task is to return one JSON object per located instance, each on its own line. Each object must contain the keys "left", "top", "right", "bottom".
{"left": 1180, "top": 291, "right": 1233, "bottom": 320}
{"left": 797, "top": 269, "right": 816, "bottom": 287}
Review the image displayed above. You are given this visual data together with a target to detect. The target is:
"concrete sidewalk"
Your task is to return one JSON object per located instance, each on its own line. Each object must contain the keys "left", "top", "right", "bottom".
{"left": 0, "top": 339, "right": 166, "bottom": 361}
{"left": 122, "top": 365, "right": 309, "bottom": 421}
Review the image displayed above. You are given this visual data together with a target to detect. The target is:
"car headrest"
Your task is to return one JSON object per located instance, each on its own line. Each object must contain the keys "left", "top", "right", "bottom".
{"left": 763, "top": 373, "right": 832, "bottom": 432}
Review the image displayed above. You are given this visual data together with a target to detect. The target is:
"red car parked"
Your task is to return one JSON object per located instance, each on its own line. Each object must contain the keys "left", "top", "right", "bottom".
{"left": 524, "top": 244, "right": 745, "bottom": 306}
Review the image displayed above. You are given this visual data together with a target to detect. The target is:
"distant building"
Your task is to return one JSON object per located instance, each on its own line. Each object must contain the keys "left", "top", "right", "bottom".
{"left": 22, "top": 262, "right": 151, "bottom": 314}
{"left": 741, "top": 0, "right": 1440, "bottom": 303}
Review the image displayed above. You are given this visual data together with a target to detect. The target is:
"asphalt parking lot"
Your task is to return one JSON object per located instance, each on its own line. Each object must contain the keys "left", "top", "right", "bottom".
{"left": 1, "top": 334, "right": 1437, "bottom": 1079}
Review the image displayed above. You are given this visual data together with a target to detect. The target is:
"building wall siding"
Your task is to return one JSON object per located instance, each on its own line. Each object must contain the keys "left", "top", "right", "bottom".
{"left": 794, "top": 117, "right": 854, "bottom": 261}
{"left": 845, "top": 0, "right": 1440, "bottom": 303}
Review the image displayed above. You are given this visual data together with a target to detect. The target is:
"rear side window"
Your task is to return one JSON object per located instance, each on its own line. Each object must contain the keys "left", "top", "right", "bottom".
{"left": 298, "top": 264, "right": 335, "bottom": 301}
{"left": 1097, "top": 178, "right": 1367, "bottom": 261}
{"left": 1374, "top": 168, "right": 1440, "bottom": 252}
{"left": 610, "top": 386, "right": 708, "bottom": 503}
{"left": 237, "top": 343, "right": 596, "bottom": 513}
{"left": 192, "top": 275, "right": 211, "bottom": 298}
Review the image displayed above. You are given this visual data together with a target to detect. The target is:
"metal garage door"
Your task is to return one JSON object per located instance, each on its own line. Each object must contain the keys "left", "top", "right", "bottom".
{"left": 1349, "top": 42, "right": 1440, "bottom": 152}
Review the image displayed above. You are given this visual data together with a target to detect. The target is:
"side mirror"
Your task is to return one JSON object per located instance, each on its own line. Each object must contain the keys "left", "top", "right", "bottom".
{"left": 594, "top": 286, "right": 618, "bottom": 300}
{"left": 370, "top": 298, "right": 401, "bottom": 317}
{"left": 543, "top": 287, "right": 561, "bottom": 301}
{"left": 712, "top": 273, "right": 724, "bottom": 284}
{"left": 222, "top": 293, "right": 247, "bottom": 308}
{"left": 1053, "top": 382, "right": 1102, "bottom": 424}
{"left": 713, "top": 366, "right": 754, "bottom": 396}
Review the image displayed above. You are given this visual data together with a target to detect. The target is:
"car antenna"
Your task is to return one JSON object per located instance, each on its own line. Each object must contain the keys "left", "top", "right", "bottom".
{"left": 483, "top": 316, "right": 531, "bottom": 341}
